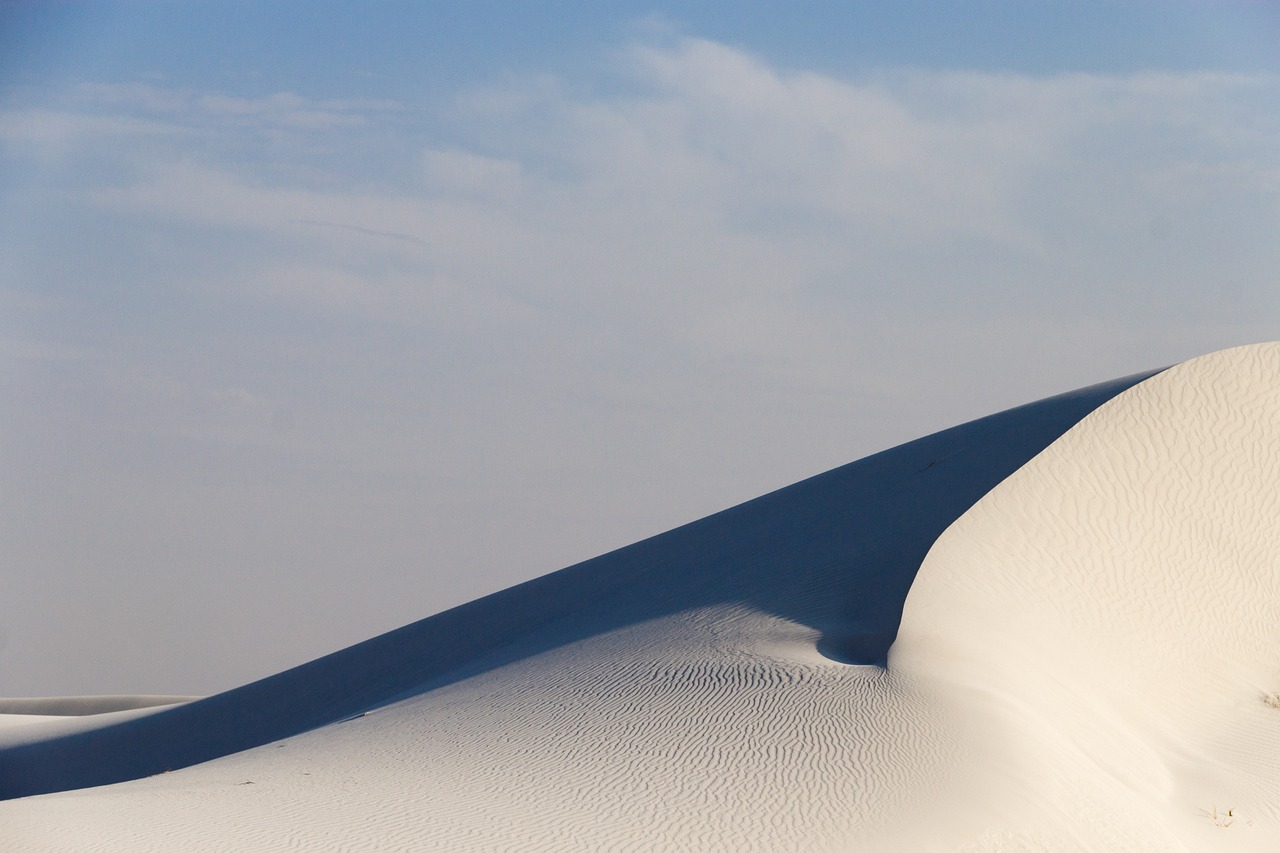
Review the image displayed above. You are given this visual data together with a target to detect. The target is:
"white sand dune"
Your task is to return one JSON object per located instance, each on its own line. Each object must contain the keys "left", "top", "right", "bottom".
{"left": 1, "top": 343, "right": 1276, "bottom": 851}
{"left": 0, "top": 698, "right": 199, "bottom": 749}
{"left": 890, "top": 342, "right": 1280, "bottom": 851}
{"left": 0, "top": 696, "right": 198, "bottom": 717}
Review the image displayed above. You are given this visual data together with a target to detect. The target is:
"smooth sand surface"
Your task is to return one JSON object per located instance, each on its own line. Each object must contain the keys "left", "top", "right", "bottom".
{"left": 0, "top": 696, "right": 198, "bottom": 717}
{"left": 2, "top": 344, "right": 1276, "bottom": 851}
{"left": 0, "top": 699, "right": 199, "bottom": 751}
{"left": 890, "top": 341, "right": 1280, "bottom": 850}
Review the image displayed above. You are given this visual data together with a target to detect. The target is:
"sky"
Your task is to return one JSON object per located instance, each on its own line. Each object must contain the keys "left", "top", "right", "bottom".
{"left": 2, "top": 1, "right": 1278, "bottom": 697}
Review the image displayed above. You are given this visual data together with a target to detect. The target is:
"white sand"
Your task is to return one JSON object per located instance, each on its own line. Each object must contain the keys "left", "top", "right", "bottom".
{"left": 891, "top": 341, "right": 1280, "bottom": 851}
{"left": 2, "top": 343, "right": 1276, "bottom": 851}
{"left": 0, "top": 696, "right": 198, "bottom": 717}
{"left": 0, "top": 700, "right": 196, "bottom": 748}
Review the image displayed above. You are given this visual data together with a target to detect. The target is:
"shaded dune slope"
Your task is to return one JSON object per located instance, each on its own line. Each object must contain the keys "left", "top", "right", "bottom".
{"left": 0, "top": 370, "right": 1153, "bottom": 801}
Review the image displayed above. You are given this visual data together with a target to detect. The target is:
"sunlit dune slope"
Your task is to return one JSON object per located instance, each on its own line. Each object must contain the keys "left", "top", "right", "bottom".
{"left": 889, "top": 341, "right": 1280, "bottom": 850}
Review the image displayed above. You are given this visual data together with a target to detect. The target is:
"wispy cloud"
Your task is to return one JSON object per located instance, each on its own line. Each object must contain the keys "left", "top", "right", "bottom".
{"left": 77, "top": 82, "right": 404, "bottom": 126}
{"left": 9, "top": 38, "right": 1277, "bottom": 430}
{"left": 3, "top": 36, "right": 1278, "bottom": 694}
{"left": 196, "top": 92, "right": 367, "bottom": 129}
{"left": 291, "top": 219, "right": 428, "bottom": 246}
{"left": 7, "top": 40, "right": 1277, "bottom": 430}
{"left": 0, "top": 107, "right": 179, "bottom": 145}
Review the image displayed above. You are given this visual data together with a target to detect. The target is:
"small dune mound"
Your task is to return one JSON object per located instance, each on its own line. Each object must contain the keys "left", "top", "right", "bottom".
{"left": 0, "top": 697, "right": 197, "bottom": 717}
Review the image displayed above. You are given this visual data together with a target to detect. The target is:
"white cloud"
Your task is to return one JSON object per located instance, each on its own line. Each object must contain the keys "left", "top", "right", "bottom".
{"left": 43, "top": 40, "right": 1277, "bottom": 428}
{"left": 197, "top": 92, "right": 367, "bottom": 128}
{"left": 76, "top": 82, "right": 193, "bottom": 113}
{"left": 31, "top": 39, "right": 1280, "bottom": 405}
{"left": 0, "top": 107, "right": 177, "bottom": 145}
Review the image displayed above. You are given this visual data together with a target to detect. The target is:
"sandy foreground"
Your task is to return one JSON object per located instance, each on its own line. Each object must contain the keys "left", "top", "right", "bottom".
{"left": 1, "top": 343, "right": 1277, "bottom": 851}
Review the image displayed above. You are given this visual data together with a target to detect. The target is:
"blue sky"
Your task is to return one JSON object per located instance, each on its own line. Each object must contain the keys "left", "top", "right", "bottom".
{"left": 6, "top": 1, "right": 1280, "bottom": 88}
{"left": 3, "top": 1, "right": 1279, "bottom": 696}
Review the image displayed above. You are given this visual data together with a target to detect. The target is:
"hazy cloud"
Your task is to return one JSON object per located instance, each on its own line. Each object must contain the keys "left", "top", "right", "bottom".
{"left": 2, "top": 37, "right": 1278, "bottom": 695}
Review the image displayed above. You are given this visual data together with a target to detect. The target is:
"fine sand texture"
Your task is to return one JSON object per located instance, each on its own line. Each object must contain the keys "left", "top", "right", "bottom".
{"left": 2, "top": 343, "right": 1276, "bottom": 851}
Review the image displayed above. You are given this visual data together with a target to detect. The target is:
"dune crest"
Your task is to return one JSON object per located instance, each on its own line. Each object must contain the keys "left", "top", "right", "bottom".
{"left": 2, "top": 344, "right": 1277, "bottom": 851}
{"left": 892, "top": 341, "right": 1280, "bottom": 850}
